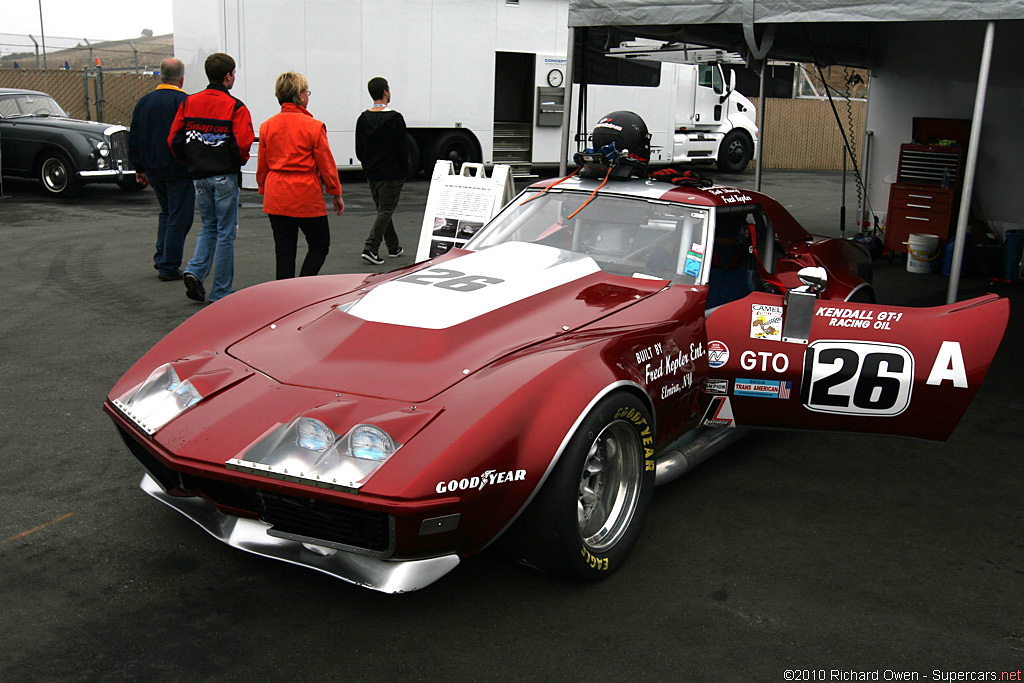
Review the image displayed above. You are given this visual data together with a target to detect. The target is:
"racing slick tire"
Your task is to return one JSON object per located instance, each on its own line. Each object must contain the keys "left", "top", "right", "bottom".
{"left": 716, "top": 129, "right": 753, "bottom": 173}
{"left": 423, "top": 130, "right": 480, "bottom": 175}
{"left": 38, "top": 152, "right": 79, "bottom": 197}
{"left": 511, "top": 392, "right": 656, "bottom": 580}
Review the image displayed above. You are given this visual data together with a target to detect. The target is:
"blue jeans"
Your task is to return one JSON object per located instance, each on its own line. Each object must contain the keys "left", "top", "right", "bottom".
{"left": 150, "top": 174, "right": 195, "bottom": 276}
{"left": 186, "top": 174, "right": 239, "bottom": 302}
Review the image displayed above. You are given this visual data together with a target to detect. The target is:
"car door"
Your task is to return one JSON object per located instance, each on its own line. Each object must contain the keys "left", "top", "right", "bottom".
{"left": 700, "top": 290, "right": 1009, "bottom": 441}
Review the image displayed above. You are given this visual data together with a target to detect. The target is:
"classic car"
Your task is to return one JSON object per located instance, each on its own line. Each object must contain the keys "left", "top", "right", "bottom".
{"left": 104, "top": 174, "right": 1009, "bottom": 592}
{"left": 0, "top": 87, "right": 140, "bottom": 196}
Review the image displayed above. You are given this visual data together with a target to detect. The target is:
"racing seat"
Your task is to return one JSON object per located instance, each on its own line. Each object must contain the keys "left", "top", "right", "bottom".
{"left": 706, "top": 217, "right": 759, "bottom": 309}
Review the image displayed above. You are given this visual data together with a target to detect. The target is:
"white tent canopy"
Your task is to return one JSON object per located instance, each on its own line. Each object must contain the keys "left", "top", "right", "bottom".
{"left": 565, "top": 1, "right": 1024, "bottom": 302}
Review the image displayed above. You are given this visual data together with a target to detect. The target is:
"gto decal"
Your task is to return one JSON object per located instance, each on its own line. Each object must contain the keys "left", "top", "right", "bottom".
{"left": 435, "top": 469, "right": 526, "bottom": 494}
{"left": 400, "top": 268, "right": 505, "bottom": 292}
{"left": 740, "top": 350, "right": 790, "bottom": 373}
{"left": 802, "top": 340, "right": 913, "bottom": 416}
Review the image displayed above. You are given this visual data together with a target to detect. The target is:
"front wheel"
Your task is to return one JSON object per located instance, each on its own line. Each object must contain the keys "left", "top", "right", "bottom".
{"left": 39, "top": 152, "right": 79, "bottom": 196}
{"left": 512, "top": 393, "right": 656, "bottom": 580}
{"left": 716, "top": 129, "right": 753, "bottom": 173}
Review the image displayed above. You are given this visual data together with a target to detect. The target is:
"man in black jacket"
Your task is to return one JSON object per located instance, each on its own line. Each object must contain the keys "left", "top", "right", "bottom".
{"left": 128, "top": 57, "right": 194, "bottom": 281}
{"left": 355, "top": 77, "right": 407, "bottom": 265}
{"left": 168, "top": 52, "right": 254, "bottom": 303}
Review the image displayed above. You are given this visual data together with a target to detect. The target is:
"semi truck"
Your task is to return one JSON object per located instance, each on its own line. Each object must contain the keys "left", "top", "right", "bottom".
{"left": 171, "top": 0, "right": 758, "bottom": 175}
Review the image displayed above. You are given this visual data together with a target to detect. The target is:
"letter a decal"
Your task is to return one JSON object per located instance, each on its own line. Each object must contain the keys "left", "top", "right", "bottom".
{"left": 926, "top": 341, "right": 968, "bottom": 388}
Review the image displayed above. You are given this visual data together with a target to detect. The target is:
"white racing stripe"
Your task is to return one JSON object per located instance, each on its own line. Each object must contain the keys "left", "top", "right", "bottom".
{"left": 346, "top": 242, "right": 600, "bottom": 329}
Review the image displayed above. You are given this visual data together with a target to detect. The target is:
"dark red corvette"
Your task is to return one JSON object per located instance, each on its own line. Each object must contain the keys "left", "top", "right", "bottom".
{"left": 105, "top": 175, "right": 1008, "bottom": 592}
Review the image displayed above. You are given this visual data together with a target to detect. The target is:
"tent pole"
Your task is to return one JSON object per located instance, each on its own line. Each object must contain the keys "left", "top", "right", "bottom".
{"left": 946, "top": 21, "right": 995, "bottom": 305}
{"left": 755, "top": 60, "right": 766, "bottom": 192}
{"left": 559, "top": 26, "right": 577, "bottom": 177}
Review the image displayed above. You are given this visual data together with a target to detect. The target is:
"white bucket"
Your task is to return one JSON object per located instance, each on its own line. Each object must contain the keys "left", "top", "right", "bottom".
{"left": 906, "top": 233, "right": 940, "bottom": 273}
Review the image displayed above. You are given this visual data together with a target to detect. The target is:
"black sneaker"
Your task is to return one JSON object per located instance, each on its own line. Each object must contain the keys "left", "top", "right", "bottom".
{"left": 361, "top": 250, "right": 384, "bottom": 265}
{"left": 387, "top": 246, "right": 404, "bottom": 258}
{"left": 158, "top": 270, "right": 184, "bottom": 281}
{"left": 183, "top": 272, "right": 206, "bottom": 302}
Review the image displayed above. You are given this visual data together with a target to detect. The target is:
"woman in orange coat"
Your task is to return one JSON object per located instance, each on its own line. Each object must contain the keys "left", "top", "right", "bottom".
{"left": 257, "top": 72, "right": 345, "bottom": 278}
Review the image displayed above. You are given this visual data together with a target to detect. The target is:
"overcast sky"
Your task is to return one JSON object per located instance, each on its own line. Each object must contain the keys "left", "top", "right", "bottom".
{"left": 2, "top": 0, "right": 173, "bottom": 41}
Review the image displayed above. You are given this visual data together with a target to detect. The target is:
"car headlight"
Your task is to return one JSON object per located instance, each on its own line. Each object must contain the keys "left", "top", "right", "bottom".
{"left": 96, "top": 140, "right": 110, "bottom": 157}
{"left": 113, "top": 363, "right": 204, "bottom": 435}
{"left": 96, "top": 157, "right": 109, "bottom": 169}
{"left": 227, "top": 418, "right": 401, "bottom": 491}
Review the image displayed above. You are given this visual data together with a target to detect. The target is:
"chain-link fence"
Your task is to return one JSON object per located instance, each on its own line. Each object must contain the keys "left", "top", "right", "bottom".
{"left": 0, "top": 32, "right": 172, "bottom": 71}
{"left": 0, "top": 68, "right": 158, "bottom": 126}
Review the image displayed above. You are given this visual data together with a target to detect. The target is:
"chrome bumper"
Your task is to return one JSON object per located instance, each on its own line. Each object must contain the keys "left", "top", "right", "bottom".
{"left": 79, "top": 168, "right": 135, "bottom": 179}
{"left": 139, "top": 474, "right": 460, "bottom": 593}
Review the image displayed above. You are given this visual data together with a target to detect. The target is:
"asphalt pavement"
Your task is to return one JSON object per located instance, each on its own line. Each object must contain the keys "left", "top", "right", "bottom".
{"left": 0, "top": 167, "right": 1021, "bottom": 682}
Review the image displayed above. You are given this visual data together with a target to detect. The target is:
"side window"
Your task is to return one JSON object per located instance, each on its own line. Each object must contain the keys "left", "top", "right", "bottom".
{"left": 697, "top": 65, "right": 714, "bottom": 89}
{"left": 712, "top": 66, "right": 724, "bottom": 94}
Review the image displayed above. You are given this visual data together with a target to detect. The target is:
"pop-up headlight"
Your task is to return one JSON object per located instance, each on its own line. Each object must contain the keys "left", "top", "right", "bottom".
{"left": 113, "top": 363, "right": 204, "bottom": 435}
{"left": 227, "top": 418, "right": 401, "bottom": 491}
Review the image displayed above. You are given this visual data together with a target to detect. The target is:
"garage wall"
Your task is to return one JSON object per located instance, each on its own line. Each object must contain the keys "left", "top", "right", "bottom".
{"left": 865, "top": 21, "right": 1024, "bottom": 238}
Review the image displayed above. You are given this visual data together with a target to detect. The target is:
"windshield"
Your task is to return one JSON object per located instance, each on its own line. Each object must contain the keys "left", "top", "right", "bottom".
{"left": 465, "top": 189, "right": 711, "bottom": 285}
{"left": 0, "top": 94, "right": 68, "bottom": 118}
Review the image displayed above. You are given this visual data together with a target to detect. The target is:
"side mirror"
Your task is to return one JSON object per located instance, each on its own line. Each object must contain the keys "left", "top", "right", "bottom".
{"left": 729, "top": 69, "right": 736, "bottom": 93}
{"left": 797, "top": 266, "right": 828, "bottom": 292}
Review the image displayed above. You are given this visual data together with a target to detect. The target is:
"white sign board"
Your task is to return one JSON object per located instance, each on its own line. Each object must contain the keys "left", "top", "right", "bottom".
{"left": 415, "top": 161, "right": 516, "bottom": 262}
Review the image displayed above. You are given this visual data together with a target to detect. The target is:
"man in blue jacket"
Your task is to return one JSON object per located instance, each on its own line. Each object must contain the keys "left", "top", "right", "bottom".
{"left": 129, "top": 57, "right": 194, "bottom": 281}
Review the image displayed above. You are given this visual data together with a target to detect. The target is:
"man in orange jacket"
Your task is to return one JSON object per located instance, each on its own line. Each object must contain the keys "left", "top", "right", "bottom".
{"left": 257, "top": 72, "right": 344, "bottom": 279}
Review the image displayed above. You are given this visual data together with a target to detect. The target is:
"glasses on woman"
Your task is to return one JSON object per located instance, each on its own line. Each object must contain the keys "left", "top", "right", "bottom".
{"left": 302, "top": 90, "right": 312, "bottom": 96}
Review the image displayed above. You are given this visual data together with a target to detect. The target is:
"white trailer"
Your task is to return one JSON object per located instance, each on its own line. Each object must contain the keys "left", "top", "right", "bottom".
{"left": 171, "top": 0, "right": 757, "bottom": 175}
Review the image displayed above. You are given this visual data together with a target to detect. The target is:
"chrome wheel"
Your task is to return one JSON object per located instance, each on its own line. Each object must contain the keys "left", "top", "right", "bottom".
{"left": 577, "top": 419, "right": 643, "bottom": 552}
{"left": 40, "top": 154, "right": 73, "bottom": 195}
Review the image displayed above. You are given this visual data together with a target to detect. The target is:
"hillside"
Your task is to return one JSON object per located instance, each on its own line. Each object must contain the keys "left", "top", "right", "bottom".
{"left": 0, "top": 33, "right": 173, "bottom": 71}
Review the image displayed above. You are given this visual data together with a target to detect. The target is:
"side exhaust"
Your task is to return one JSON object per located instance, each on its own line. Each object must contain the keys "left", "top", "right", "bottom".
{"left": 654, "top": 426, "right": 751, "bottom": 487}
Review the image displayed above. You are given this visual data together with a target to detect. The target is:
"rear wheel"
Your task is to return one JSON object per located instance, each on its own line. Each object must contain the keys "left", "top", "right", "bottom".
{"left": 716, "top": 129, "right": 753, "bottom": 173}
{"left": 511, "top": 393, "right": 655, "bottom": 579}
{"left": 423, "top": 130, "right": 479, "bottom": 174}
{"left": 39, "top": 152, "right": 79, "bottom": 196}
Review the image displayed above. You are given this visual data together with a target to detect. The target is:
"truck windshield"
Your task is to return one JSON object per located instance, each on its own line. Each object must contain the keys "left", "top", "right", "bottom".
{"left": 466, "top": 189, "right": 710, "bottom": 285}
{"left": 0, "top": 94, "right": 68, "bottom": 118}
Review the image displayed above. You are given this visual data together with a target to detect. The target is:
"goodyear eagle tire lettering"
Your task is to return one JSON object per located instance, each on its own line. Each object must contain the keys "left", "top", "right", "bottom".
{"left": 508, "top": 393, "right": 656, "bottom": 580}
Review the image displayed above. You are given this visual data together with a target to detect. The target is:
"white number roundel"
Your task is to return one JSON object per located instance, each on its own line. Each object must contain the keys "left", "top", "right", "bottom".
{"left": 801, "top": 340, "right": 914, "bottom": 417}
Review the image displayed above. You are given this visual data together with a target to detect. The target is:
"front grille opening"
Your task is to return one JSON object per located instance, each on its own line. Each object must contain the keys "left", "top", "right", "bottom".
{"left": 257, "top": 490, "right": 392, "bottom": 553}
{"left": 118, "top": 427, "right": 181, "bottom": 492}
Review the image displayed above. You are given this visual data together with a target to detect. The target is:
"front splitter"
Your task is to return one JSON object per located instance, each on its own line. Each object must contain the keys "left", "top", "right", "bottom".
{"left": 139, "top": 474, "right": 460, "bottom": 593}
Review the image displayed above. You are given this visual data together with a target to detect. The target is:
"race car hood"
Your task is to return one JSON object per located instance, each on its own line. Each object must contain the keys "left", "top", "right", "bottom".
{"left": 228, "top": 243, "right": 664, "bottom": 403}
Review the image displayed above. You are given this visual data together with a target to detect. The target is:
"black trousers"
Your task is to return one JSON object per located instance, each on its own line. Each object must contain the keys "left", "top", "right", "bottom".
{"left": 268, "top": 213, "right": 331, "bottom": 279}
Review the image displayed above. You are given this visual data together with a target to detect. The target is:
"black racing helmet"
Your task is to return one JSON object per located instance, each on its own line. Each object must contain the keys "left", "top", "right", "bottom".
{"left": 589, "top": 110, "right": 651, "bottom": 179}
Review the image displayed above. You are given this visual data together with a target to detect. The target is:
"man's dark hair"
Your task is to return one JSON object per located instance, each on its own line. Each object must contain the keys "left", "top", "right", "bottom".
{"left": 205, "top": 53, "right": 236, "bottom": 84}
{"left": 367, "top": 77, "right": 389, "bottom": 100}
{"left": 160, "top": 58, "right": 184, "bottom": 85}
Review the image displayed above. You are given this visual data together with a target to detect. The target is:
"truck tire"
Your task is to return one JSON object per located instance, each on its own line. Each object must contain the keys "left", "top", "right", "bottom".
{"left": 423, "top": 130, "right": 479, "bottom": 174}
{"left": 717, "top": 129, "right": 753, "bottom": 173}
{"left": 509, "top": 393, "right": 656, "bottom": 580}
{"left": 405, "top": 133, "right": 421, "bottom": 180}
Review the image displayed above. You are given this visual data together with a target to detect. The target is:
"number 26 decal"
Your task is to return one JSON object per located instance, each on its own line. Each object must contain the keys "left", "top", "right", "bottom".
{"left": 399, "top": 268, "right": 504, "bottom": 292}
{"left": 801, "top": 341, "right": 914, "bottom": 416}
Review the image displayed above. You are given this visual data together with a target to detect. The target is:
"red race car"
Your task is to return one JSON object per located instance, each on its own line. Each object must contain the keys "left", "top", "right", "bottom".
{"left": 105, "top": 175, "right": 1008, "bottom": 592}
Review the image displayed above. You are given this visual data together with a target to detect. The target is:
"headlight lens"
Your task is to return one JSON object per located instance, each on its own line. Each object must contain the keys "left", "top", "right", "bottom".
{"left": 113, "top": 363, "right": 204, "bottom": 435}
{"left": 350, "top": 424, "right": 395, "bottom": 461}
{"left": 228, "top": 419, "right": 401, "bottom": 490}
{"left": 96, "top": 140, "right": 110, "bottom": 157}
